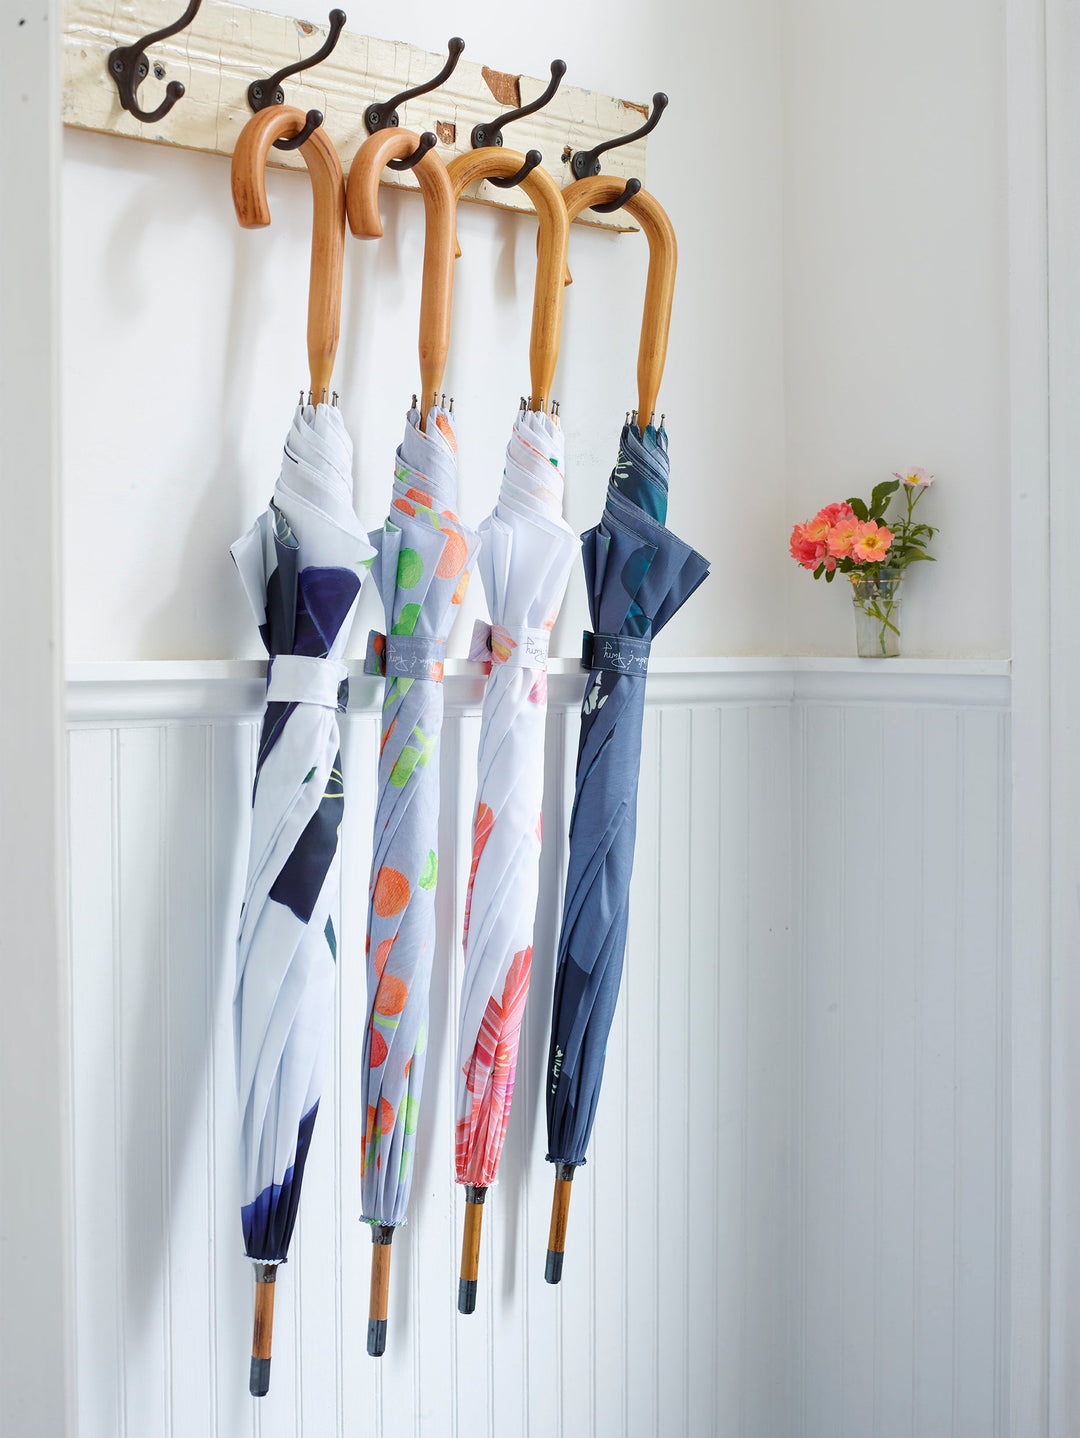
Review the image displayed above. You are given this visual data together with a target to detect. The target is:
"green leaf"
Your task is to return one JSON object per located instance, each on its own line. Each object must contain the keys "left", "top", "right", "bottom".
{"left": 825, "top": 567, "right": 836, "bottom": 582}
{"left": 813, "top": 562, "right": 825, "bottom": 579}
{"left": 871, "top": 479, "right": 900, "bottom": 509}
{"left": 848, "top": 497, "right": 868, "bottom": 522}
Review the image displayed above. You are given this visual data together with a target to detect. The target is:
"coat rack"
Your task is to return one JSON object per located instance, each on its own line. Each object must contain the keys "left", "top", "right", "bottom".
{"left": 63, "top": 0, "right": 652, "bottom": 232}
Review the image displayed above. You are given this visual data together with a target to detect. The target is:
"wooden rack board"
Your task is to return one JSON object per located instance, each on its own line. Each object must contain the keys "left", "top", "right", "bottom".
{"left": 62, "top": 0, "right": 648, "bottom": 232}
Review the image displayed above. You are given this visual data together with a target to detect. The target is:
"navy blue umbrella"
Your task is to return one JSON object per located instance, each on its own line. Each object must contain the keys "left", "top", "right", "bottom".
{"left": 544, "top": 419, "right": 709, "bottom": 1281}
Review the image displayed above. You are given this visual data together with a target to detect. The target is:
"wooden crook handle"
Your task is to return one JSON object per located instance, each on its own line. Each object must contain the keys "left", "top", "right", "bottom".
{"left": 346, "top": 130, "right": 455, "bottom": 416}
{"left": 446, "top": 151, "right": 569, "bottom": 411}
{"left": 562, "top": 178, "right": 677, "bottom": 426}
{"left": 231, "top": 107, "right": 346, "bottom": 403}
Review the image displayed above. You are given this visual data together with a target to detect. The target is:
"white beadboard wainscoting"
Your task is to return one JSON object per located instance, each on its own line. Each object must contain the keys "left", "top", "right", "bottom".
{"left": 64, "top": 658, "right": 1010, "bottom": 1438}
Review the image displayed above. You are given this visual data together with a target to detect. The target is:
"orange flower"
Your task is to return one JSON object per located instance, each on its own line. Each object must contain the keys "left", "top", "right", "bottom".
{"left": 851, "top": 521, "right": 894, "bottom": 563}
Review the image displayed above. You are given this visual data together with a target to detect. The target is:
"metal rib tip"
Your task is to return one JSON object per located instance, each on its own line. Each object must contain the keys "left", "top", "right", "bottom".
{"left": 448, "top": 397, "right": 454, "bottom": 414}
{"left": 299, "top": 389, "right": 305, "bottom": 407}
{"left": 660, "top": 413, "right": 666, "bottom": 427}
{"left": 332, "top": 390, "right": 339, "bottom": 407}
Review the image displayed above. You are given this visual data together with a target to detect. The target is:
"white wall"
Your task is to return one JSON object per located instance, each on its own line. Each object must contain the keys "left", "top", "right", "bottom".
{"left": 61, "top": 0, "right": 785, "bottom": 663}
{"left": 781, "top": 0, "right": 1011, "bottom": 659}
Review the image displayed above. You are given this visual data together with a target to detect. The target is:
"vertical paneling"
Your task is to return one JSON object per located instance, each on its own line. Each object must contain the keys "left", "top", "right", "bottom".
{"left": 796, "top": 699, "right": 1009, "bottom": 1438}
{"left": 66, "top": 675, "right": 1009, "bottom": 1438}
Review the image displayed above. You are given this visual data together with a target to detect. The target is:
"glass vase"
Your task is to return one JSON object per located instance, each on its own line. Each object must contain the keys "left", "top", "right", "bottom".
{"left": 850, "top": 568, "right": 903, "bottom": 658}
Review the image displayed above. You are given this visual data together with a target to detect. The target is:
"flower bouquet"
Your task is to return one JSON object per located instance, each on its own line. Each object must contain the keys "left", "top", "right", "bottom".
{"left": 789, "top": 469, "right": 937, "bottom": 657}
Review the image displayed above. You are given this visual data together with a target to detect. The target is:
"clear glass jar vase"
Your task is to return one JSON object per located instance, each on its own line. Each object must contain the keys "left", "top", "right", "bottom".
{"left": 850, "top": 568, "right": 903, "bottom": 657}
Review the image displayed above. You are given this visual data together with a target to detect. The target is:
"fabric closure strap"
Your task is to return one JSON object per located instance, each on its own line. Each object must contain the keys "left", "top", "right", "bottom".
{"left": 581, "top": 630, "right": 651, "bottom": 677}
{"left": 364, "top": 630, "right": 446, "bottom": 682}
{"left": 266, "top": 654, "right": 349, "bottom": 711}
{"left": 468, "top": 619, "right": 552, "bottom": 670}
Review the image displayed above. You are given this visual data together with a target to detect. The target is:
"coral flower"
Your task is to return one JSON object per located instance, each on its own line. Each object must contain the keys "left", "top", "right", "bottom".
{"left": 789, "top": 523, "right": 825, "bottom": 570}
{"left": 852, "top": 521, "right": 894, "bottom": 563}
{"left": 827, "top": 517, "right": 860, "bottom": 558}
{"left": 892, "top": 467, "right": 934, "bottom": 487}
{"left": 816, "top": 501, "right": 856, "bottom": 528}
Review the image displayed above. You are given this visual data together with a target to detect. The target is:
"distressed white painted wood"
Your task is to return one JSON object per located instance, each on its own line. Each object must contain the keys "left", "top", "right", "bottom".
{"left": 62, "top": 0, "right": 647, "bottom": 231}
{"left": 64, "top": 664, "right": 1010, "bottom": 1437}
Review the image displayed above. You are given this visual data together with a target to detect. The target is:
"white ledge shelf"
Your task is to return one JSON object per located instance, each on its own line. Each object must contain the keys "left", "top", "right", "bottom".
{"left": 66, "top": 657, "right": 1013, "bottom": 723}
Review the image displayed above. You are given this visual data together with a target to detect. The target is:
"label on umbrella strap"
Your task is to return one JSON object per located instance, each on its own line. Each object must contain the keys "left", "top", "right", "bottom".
{"left": 468, "top": 620, "right": 551, "bottom": 670}
{"left": 266, "top": 654, "right": 350, "bottom": 711}
{"left": 364, "top": 631, "right": 446, "bottom": 682}
{"left": 581, "top": 631, "right": 652, "bottom": 676}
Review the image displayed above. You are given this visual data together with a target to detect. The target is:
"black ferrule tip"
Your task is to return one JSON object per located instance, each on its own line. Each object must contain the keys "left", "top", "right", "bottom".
{"left": 367, "top": 1318, "right": 387, "bottom": 1357}
{"left": 249, "top": 1356, "right": 271, "bottom": 1397}
{"left": 458, "top": 1277, "right": 478, "bottom": 1314}
{"left": 545, "top": 1248, "right": 564, "bottom": 1285}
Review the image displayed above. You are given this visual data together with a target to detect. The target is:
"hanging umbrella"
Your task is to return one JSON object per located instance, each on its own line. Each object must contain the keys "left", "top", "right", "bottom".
{"left": 345, "top": 130, "right": 476, "bottom": 1356}
{"left": 229, "top": 106, "right": 369, "bottom": 1396}
{"left": 443, "top": 146, "right": 573, "bottom": 1312}
{"left": 542, "top": 177, "right": 711, "bottom": 1282}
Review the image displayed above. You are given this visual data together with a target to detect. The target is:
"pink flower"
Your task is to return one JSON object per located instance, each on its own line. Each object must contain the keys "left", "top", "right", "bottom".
{"left": 851, "top": 521, "right": 894, "bottom": 563}
{"left": 816, "top": 501, "right": 856, "bottom": 527}
{"left": 827, "top": 516, "right": 860, "bottom": 558}
{"left": 789, "top": 523, "right": 825, "bottom": 570}
{"left": 892, "top": 467, "right": 934, "bottom": 487}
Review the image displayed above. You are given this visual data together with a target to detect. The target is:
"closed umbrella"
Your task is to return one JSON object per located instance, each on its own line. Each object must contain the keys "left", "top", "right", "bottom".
{"left": 345, "top": 131, "right": 474, "bottom": 1356}
{"left": 543, "top": 178, "right": 710, "bottom": 1282}
{"left": 229, "top": 107, "right": 370, "bottom": 1394}
{"left": 444, "top": 145, "right": 573, "bottom": 1312}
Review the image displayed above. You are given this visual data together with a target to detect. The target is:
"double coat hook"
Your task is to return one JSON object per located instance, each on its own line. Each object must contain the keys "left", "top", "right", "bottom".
{"left": 469, "top": 59, "right": 566, "bottom": 190}
{"left": 108, "top": 0, "right": 203, "bottom": 124}
{"left": 363, "top": 36, "right": 465, "bottom": 172}
{"left": 569, "top": 92, "right": 668, "bottom": 215}
{"left": 247, "top": 9, "right": 347, "bottom": 151}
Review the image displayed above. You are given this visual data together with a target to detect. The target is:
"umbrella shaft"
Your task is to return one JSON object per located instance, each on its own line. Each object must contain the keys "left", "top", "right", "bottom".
{"left": 250, "top": 1264, "right": 277, "bottom": 1396}
{"left": 545, "top": 1163, "right": 576, "bottom": 1283}
{"left": 368, "top": 1224, "right": 394, "bottom": 1356}
{"left": 458, "top": 1186, "right": 487, "bottom": 1313}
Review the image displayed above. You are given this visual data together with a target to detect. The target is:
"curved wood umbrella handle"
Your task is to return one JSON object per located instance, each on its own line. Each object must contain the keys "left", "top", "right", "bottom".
{"left": 346, "top": 130, "right": 455, "bottom": 418}
{"left": 446, "top": 150, "right": 569, "bottom": 412}
{"left": 231, "top": 107, "right": 346, "bottom": 403}
{"left": 562, "top": 178, "right": 677, "bottom": 426}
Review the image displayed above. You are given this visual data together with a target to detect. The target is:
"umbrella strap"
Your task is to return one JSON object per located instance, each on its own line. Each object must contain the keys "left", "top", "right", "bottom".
{"left": 580, "top": 630, "right": 651, "bottom": 676}
{"left": 364, "top": 630, "right": 446, "bottom": 682}
{"left": 266, "top": 654, "right": 350, "bottom": 711}
{"left": 468, "top": 619, "right": 551, "bottom": 670}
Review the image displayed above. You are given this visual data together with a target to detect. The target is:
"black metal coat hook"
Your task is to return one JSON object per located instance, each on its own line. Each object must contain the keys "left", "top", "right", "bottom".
{"left": 590, "top": 176, "right": 642, "bottom": 214}
{"left": 364, "top": 37, "right": 465, "bottom": 134}
{"left": 487, "top": 149, "right": 543, "bottom": 190}
{"left": 570, "top": 91, "right": 668, "bottom": 180}
{"left": 247, "top": 9, "right": 347, "bottom": 150}
{"left": 387, "top": 131, "right": 438, "bottom": 172}
{"left": 471, "top": 59, "right": 567, "bottom": 149}
{"left": 108, "top": 0, "right": 203, "bottom": 125}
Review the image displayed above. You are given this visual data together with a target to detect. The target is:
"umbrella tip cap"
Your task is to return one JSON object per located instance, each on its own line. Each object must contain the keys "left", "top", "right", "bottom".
{"left": 458, "top": 1278, "right": 478, "bottom": 1314}
{"left": 544, "top": 1249, "right": 564, "bottom": 1285}
{"left": 249, "top": 1357, "right": 271, "bottom": 1396}
{"left": 367, "top": 1318, "right": 387, "bottom": 1357}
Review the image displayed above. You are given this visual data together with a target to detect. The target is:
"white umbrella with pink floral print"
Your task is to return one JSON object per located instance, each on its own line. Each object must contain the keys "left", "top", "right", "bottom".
{"left": 454, "top": 404, "right": 578, "bottom": 1313}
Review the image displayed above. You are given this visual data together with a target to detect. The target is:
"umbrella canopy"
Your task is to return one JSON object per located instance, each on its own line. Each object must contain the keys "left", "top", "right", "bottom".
{"left": 453, "top": 406, "right": 578, "bottom": 1311}
{"left": 360, "top": 400, "right": 479, "bottom": 1353}
{"left": 544, "top": 418, "right": 709, "bottom": 1281}
{"left": 231, "top": 401, "right": 374, "bottom": 1387}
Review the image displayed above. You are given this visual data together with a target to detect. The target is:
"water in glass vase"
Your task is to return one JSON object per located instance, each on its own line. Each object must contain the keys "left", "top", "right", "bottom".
{"left": 850, "top": 569, "right": 903, "bottom": 657}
